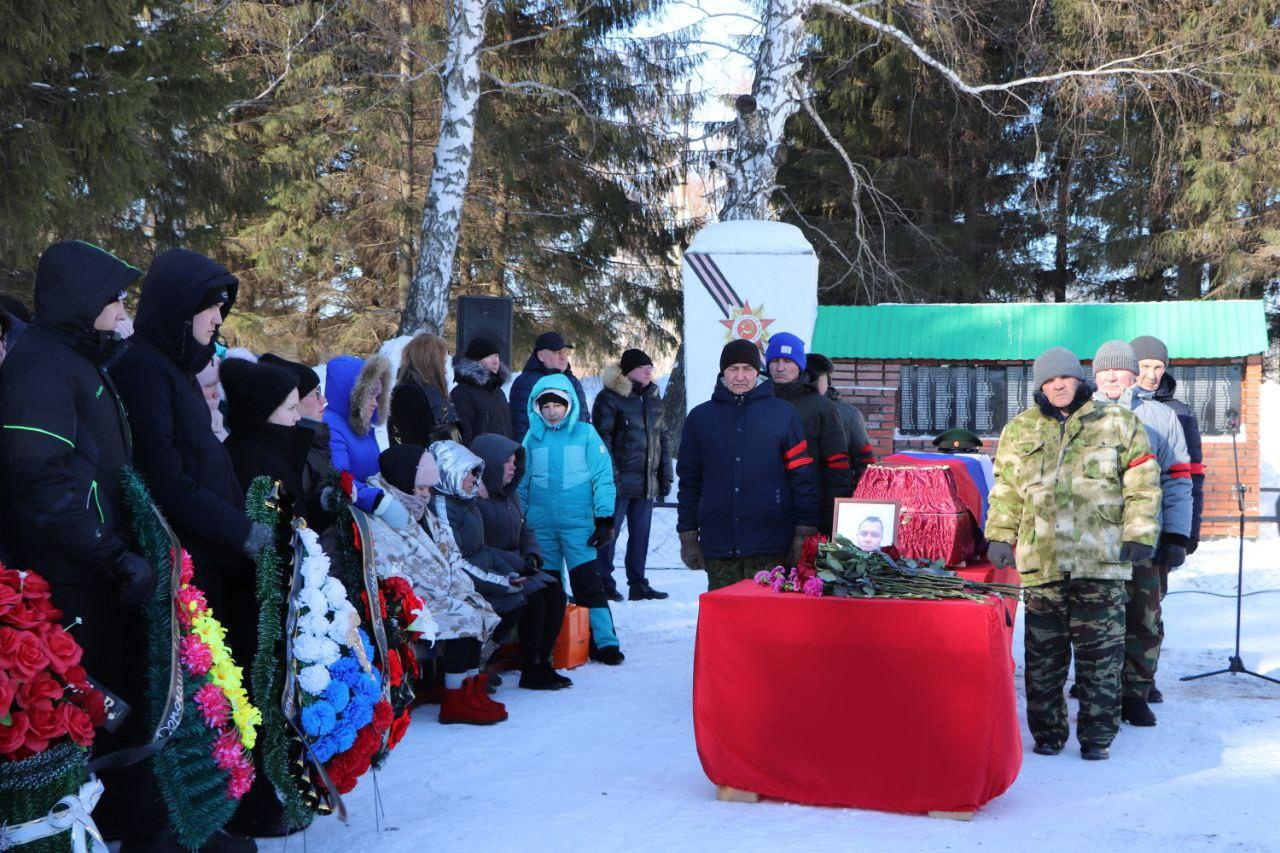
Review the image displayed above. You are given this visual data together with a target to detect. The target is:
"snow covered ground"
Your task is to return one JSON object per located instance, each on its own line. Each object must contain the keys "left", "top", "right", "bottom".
{"left": 261, "top": 541, "right": 1280, "bottom": 853}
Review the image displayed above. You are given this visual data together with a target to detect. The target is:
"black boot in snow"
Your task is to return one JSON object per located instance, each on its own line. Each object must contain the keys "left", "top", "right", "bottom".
{"left": 1121, "top": 696, "right": 1157, "bottom": 726}
{"left": 541, "top": 660, "right": 573, "bottom": 688}
{"left": 519, "top": 665, "right": 565, "bottom": 690}
{"left": 590, "top": 646, "right": 625, "bottom": 665}
{"left": 1148, "top": 683, "right": 1163, "bottom": 703}
{"left": 1080, "top": 743, "right": 1110, "bottom": 761}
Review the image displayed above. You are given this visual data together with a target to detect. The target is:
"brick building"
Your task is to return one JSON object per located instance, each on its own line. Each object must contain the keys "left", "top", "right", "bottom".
{"left": 811, "top": 301, "right": 1269, "bottom": 537}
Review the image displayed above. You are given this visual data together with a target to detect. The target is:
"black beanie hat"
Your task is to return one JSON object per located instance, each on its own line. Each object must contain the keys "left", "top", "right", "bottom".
{"left": 620, "top": 348, "right": 653, "bottom": 374}
{"left": 807, "top": 353, "right": 835, "bottom": 376}
{"left": 379, "top": 443, "right": 428, "bottom": 494}
{"left": 465, "top": 336, "right": 500, "bottom": 361}
{"left": 720, "top": 338, "right": 762, "bottom": 373}
{"left": 220, "top": 358, "right": 298, "bottom": 422}
{"left": 259, "top": 352, "right": 321, "bottom": 398}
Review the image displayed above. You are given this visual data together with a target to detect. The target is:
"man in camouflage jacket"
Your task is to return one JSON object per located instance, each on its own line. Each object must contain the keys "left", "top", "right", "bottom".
{"left": 985, "top": 347, "right": 1161, "bottom": 761}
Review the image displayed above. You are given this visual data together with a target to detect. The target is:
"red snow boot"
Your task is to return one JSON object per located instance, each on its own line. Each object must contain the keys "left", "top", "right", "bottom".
{"left": 439, "top": 681, "right": 505, "bottom": 725}
{"left": 468, "top": 673, "right": 509, "bottom": 719}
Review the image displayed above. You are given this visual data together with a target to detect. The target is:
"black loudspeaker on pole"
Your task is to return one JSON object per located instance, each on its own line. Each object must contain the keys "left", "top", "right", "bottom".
{"left": 455, "top": 296, "right": 514, "bottom": 367}
{"left": 1180, "top": 408, "right": 1280, "bottom": 687}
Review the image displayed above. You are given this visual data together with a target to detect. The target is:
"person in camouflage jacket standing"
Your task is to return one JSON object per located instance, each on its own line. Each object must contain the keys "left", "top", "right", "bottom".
{"left": 985, "top": 347, "right": 1162, "bottom": 761}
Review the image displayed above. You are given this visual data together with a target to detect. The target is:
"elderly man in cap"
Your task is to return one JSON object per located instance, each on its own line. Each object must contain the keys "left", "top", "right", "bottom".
{"left": 1091, "top": 339, "right": 1193, "bottom": 727}
{"left": 677, "top": 339, "right": 820, "bottom": 591}
{"left": 986, "top": 346, "right": 1160, "bottom": 761}
{"left": 1128, "top": 335, "right": 1204, "bottom": 705}
{"left": 509, "top": 330, "right": 590, "bottom": 442}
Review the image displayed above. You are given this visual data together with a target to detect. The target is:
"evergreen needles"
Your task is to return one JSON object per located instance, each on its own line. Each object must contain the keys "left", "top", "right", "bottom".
{"left": 817, "top": 536, "right": 1022, "bottom": 602}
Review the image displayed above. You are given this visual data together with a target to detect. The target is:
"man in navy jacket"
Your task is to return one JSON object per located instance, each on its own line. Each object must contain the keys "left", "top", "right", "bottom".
{"left": 677, "top": 339, "right": 820, "bottom": 591}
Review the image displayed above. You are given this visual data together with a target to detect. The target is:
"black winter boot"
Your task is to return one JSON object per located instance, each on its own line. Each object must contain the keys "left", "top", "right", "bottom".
{"left": 1121, "top": 696, "right": 1157, "bottom": 726}
{"left": 1033, "top": 741, "right": 1063, "bottom": 756}
{"left": 519, "top": 664, "right": 565, "bottom": 690}
{"left": 540, "top": 660, "right": 573, "bottom": 688}
{"left": 1148, "top": 683, "right": 1163, "bottom": 703}
{"left": 590, "top": 645, "right": 625, "bottom": 665}
{"left": 1080, "top": 743, "right": 1110, "bottom": 761}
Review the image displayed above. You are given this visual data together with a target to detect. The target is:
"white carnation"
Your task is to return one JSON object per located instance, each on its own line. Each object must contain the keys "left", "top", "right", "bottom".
{"left": 295, "top": 633, "right": 340, "bottom": 665}
{"left": 298, "top": 611, "right": 331, "bottom": 639}
{"left": 320, "top": 576, "right": 349, "bottom": 608}
{"left": 298, "top": 664, "right": 329, "bottom": 695}
{"left": 328, "top": 608, "right": 357, "bottom": 646}
{"left": 299, "top": 588, "right": 327, "bottom": 616}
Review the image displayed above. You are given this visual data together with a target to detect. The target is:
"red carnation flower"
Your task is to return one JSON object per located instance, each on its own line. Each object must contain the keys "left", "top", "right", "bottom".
{"left": 386, "top": 649, "right": 404, "bottom": 686}
{"left": 350, "top": 522, "right": 362, "bottom": 553}
{"left": 372, "top": 699, "right": 393, "bottom": 731}
{"left": 387, "top": 711, "right": 411, "bottom": 750}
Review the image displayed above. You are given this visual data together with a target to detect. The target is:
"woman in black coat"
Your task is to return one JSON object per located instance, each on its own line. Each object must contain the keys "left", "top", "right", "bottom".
{"left": 111, "top": 249, "right": 273, "bottom": 620}
{"left": 389, "top": 332, "right": 461, "bottom": 446}
{"left": 450, "top": 337, "right": 513, "bottom": 444}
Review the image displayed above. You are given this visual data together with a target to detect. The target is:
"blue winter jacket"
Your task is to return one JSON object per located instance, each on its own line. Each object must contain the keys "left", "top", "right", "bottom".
{"left": 323, "top": 354, "right": 392, "bottom": 513}
{"left": 677, "top": 378, "right": 820, "bottom": 559}
{"left": 518, "top": 374, "right": 615, "bottom": 530}
{"left": 509, "top": 353, "right": 590, "bottom": 442}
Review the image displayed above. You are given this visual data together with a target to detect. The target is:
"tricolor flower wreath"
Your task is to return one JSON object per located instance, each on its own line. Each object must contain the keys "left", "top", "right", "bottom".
{"left": 175, "top": 551, "right": 260, "bottom": 797}
{"left": 292, "top": 527, "right": 392, "bottom": 795}
{"left": 123, "top": 467, "right": 261, "bottom": 848}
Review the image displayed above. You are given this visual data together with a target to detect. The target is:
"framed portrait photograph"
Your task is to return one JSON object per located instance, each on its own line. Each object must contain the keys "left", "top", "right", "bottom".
{"left": 833, "top": 499, "right": 900, "bottom": 552}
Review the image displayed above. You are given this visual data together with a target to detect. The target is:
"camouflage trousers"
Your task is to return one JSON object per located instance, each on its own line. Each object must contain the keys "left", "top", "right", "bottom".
{"left": 1123, "top": 562, "right": 1170, "bottom": 699}
{"left": 1024, "top": 578, "right": 1126, "bottom": 748}
{"left": 705, "top": 553, "right": 787, "bottom": 592}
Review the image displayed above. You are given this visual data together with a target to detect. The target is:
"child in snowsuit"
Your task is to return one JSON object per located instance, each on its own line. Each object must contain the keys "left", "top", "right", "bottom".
{"left": 519, "top": 374, "right": 624, "bottom": 664}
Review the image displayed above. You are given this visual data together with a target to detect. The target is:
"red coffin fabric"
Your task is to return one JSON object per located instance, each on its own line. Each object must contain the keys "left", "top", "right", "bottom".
{"left": 882, "top": 454, "right": 985, "bottom": 527}
{"left": 855, "top": 463, "right": 981, "bottom": 564}
{"left": 693, "top": 573, "right": 1021, "bottom": 814}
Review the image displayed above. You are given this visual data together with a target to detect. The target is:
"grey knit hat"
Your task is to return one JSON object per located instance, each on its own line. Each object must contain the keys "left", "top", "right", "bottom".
{"left": 1130, "top": 335, "right": 1169, "bottom": 366}
{"left": 1032, "top": 347, "right": 1085, "bottom": 389}
{"left": 1092, "top": 339, "right": 1138, "bottom": 375}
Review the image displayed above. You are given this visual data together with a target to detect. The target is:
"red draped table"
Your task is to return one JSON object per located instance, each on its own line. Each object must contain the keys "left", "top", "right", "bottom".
{"left": 692, "top": 563, "right": 1021, "bottom": 816}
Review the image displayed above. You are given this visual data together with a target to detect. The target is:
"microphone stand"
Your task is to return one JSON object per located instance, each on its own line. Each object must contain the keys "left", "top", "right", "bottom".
{"left": 1181, "top": 409, "right": 1280, "bottom": 685}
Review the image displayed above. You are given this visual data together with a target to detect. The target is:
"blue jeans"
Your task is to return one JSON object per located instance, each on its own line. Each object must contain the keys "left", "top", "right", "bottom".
{"left": 595, "top": 496, "right": 655, "bottom": 592}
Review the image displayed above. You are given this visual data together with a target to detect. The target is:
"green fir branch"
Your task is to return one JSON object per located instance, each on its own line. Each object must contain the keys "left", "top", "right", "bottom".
{"left": 245, "top": 476, "right": 316, "bottom": 831}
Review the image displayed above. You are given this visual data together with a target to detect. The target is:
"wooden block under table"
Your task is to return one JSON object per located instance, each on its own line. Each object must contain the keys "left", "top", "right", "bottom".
{"left": 715, "top": 785, "right": 760, "bottom": 804}
{"left": 928, "top": 810, "right": 975, "bottom": 821}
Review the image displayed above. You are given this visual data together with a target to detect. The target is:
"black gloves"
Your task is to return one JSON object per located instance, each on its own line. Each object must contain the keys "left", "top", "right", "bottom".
{"left": 586, "top": 517, "right": 615, "bottom": 549}
{"left": 113, "top": 552, "right": 156, "bottom": 608}
{"left": 242, "top": 521, "right": 275, "bottom": 559}
{"left": 785, "top": 526, "right": 819, "bottom": 569}
{"left": 987, "top": 541, "right": 1016, "bottom": 570}
{"left": 679, "top": 530, "right": 705, "bottom": 570}
{"left": 522, "top": 553, "right": 543, "bottom": 575}
{"left": 1157, "top": 534, "right": 1189, "bottom": 569}
{"left": 1120, "top": 541, "right": 1156, "bottom": 567}
{"left": 1186, "top": 537, "right": 1199, "bottom": 556}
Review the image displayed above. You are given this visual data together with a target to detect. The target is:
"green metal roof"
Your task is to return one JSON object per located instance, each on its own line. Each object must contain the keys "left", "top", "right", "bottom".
{"left": 812, "top": 301, "right": 1269, "bottom": 361}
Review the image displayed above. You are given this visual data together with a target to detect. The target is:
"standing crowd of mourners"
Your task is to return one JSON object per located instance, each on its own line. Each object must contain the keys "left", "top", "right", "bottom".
{"left": 0, "top": 241, "right": 693, "bottom": 851}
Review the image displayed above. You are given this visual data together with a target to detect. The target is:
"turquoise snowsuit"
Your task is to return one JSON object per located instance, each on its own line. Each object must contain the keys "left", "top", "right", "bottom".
{"left": 519, "top": 373, "right": 620, "bottom": 650}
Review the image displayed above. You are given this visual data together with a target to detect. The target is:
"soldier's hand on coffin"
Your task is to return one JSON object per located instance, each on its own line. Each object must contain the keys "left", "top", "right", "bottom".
{"left": 987, "top": 541, "right": 1016, "bottom": 570}
{"left": 1120, "top": 541, "right": 1155, "bottom": 567}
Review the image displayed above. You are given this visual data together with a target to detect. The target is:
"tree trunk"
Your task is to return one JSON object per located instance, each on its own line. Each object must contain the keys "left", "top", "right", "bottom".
{"left": 717, "top": 0, "right": 807, "bottom": 222}
{"left": 1051, "top": 151, "right": 1072, "bottom": 303}
{"left": 396, "top": 0, "right": 416, "bottom": 305}
{"left": 399, "top": 0, "right": 489, "bottom": 335}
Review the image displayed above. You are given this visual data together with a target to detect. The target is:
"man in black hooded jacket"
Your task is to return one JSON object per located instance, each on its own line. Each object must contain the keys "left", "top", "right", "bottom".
{"left": 0, "top": 241, "right": 168, "bottom": 845}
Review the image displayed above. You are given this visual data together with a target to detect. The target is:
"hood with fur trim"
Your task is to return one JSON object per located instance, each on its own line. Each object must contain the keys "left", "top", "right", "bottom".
{"left": 601, "top": 363, "right": 632, "bottom": 397}
{"left": 325, "top": 354, "right": 392, "bottom": 436}
{"left": 453, "top": 354, "right": 510, "bottom": 391}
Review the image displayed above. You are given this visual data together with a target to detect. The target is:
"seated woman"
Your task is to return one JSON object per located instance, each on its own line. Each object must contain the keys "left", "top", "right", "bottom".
{"left": 472, "top": 433, "right": 572, "bottom": 689}
{"left": 368, "top": 443, "right": 508, "bottom": 725}
{"left": 430, "top": 440, "right": 572, "bottom": 690}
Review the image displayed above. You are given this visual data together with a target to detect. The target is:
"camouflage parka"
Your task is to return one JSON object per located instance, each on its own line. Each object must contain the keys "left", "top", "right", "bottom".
{"left": 985, "top": 398, "right": 1161, "bottom": 588}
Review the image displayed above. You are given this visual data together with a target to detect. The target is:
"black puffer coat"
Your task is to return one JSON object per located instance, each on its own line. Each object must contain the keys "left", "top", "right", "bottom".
{"left": 773, "top": 375, "right": 853, "bottom": 531}
{"left": 299, "top": 416, "right": 334, "bottom": 522}
{"left": 225, "top": 415, "right": 317, "bottom": 527}
{"left": 111, "top": 249, "right": 250, "bottom": 611}
{"left": 389, "top": 378, "right": 461, "bottom": 447}
{"left": 0, "top": 241, "right": 140, "bottom": 585}
{"left": 450, "top": 355, "right": 513, "bottom": 444}
{"left": 591, "top": 364, "right": 672, "bottom": 500}
{"left": 472, "top": 433, "right": 541, "bottom": 563}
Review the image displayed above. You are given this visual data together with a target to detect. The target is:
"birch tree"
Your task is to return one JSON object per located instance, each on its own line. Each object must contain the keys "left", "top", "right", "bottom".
{"left": 400, "top": 0, "right": 490, "bottom": 336}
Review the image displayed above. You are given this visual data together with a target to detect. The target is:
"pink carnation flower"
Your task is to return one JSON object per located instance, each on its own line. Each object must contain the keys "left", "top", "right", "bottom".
{"left": 180, "top": 552, "right": 195, "bottom": 585}
{"left": 227, "top": 757, "right": 255, "bottom": 799}
{"left": 194, "top": 682, "right": 231, "bottom": 727}
{"left": 770, "top": 576, "right": 785, "bottom": 593}
{"left": 211, "top": 729, "right": 244, "bottom": 770}
{"left": 802, "top": 577, "right": 824, "bottom": 597}
{"left": 753, "top": 570, "right": 772, "bottom": 585}
{"left": 180, "top": 635, "right": 214, "bottom": 676}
